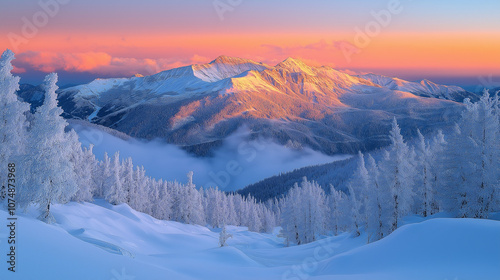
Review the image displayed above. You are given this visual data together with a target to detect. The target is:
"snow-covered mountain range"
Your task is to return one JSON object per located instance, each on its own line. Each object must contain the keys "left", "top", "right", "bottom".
{"left": 55, "top": 55, "right": 475, "bottom": 155}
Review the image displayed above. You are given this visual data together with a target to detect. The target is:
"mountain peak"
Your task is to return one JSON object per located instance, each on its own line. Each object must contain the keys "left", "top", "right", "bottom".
{"left": 211, "top": 55, "right": 256, "bottom": 66}
{"left": 275, "top": 57, "right": 314, "bottom": 74}
{"left": 280, "top": 57, "right": 305, "bottom": 66}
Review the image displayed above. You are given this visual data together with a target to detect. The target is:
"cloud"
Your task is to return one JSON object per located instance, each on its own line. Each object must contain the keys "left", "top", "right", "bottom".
{"left": 74, "top": 124, "right": 347, "bottom": 191}
{"left": 12, "top": 51, "right": 211, "bottom": 77}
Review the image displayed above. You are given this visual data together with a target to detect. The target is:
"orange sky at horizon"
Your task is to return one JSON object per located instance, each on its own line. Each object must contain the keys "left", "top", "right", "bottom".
{"left": 2, "top": 0, "right": 499, "bottom": 85}
{"left": 4, "top": 31, "right": 499, "bottom": 79}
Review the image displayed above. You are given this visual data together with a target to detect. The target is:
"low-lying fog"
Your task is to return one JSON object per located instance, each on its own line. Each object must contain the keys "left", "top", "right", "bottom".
{"left": 73, "top": 124, "right": 350, "bottom": 191}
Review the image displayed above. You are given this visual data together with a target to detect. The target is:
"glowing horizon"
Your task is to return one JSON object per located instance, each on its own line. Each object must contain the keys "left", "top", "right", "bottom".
{"left": 1, "top": 0, "right": 499, "bottom": 86}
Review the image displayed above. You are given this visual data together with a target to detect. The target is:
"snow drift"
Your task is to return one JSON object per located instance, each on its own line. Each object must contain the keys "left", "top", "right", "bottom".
{"left": 0, "top": 201, "right": 498, "bottom": 280}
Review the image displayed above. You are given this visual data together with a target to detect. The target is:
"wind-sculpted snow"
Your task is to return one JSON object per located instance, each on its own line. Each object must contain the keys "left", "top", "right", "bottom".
{"left": 1, "top": 201, "right": 498, "bottom": 280}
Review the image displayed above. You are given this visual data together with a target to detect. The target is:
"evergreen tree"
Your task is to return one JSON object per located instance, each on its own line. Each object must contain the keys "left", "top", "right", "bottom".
{"left": 441, "top": 92, "right": 500, "bottom": 218}
{"left": 72, "top": 145, "right": 97, "bottom": 202}
{"left": 104, "top": 152, "right": 126, "bottom": 205}
{"left": 219, "top": 224, "right": 233, "bottom": 247}
{"left": 0, "top": 50, "right": 30, "bottom": 206}
{"left": 19, "top": 73, "right": 79, "bottom": 222}
{"left": 279, "top": 178, "right": 327, "bottom": 245}
{"left": 365, "top": 154, "right": 391, "bottom": 241}
{"left": 379, "top": 118, "right": 416, "bottom": 232}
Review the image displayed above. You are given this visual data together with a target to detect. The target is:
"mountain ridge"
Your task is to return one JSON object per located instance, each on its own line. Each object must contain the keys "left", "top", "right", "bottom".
{"left": 48, "top": 56, "right": 477, "bottom": 155}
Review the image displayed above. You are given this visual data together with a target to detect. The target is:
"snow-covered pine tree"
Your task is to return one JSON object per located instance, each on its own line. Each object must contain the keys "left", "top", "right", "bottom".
{"left": 471, "top": 92, "right": 500, "bottom": 216}
{"left": 158, "top": 180, "right": 173, "bottom": 220}
{"left": 0, "top": 50, "right": 30, "bottom": 206}
{"left": 219, "top": 224, "right": 232, "bottom": 247}
{"left": 348, "top": 152, "right": 370, "bottom": 231}
{"left": 279, "top": 178, "right": 327, "bottom": 244}
{"left": 442, "top": 92, "right": 500, "bottom": 218}
{"left": 104, "top": 151, "right": 126, "bottom": 205}
{"left": 180, "top": 172, "right": 205, "bottom": 225}
{"left": 246, "top": 197, "right": 263, "bottom": 232}
{"left": 205, "top": 187, "right": 225, "bottom": 228}
{"left": 364, "top": 154, "right": 391, "bottom": 241}
{"left": 328, "top": 185, "right": 346, "bottom": 236}
{"left": 20, "top": 73, "right": 79, "bottom": 222}
{"left": 379, "top": 118, "right": 416, "bottom": 233}
{"left": 438, "top": 123, "right": 474, "bottom": 217}
{"left": 148, "top": 179, "right": 162, "bottom": 218}
{"left": 347, "top": 184, "right": 362, "bottom": 237}
{"left": 129, "top": 165, "right": 148, "bottom": 212}
{"left": 414, "top": 130, "right": 433, "bottom": 217}
{"left": 279, "top": 183, "right": 300, "bottom": 245}
{"left": 427, "top": 130, "right": 447, "bottom": 215}
{"left": 72, "top": 144, "right": 97, "bottom": 202}
{"left": 121, "top": 157, "right": 135, "bottom": 204}
{"left": 94, "top": 152, "right": 111, "bottom": 198}
{"left": 448, "top": 91, "right": 500, "bottom": 218}
{"left": 261, "top": 206, "right": 276, "bottom": 233}
{"left": 225, "top": 194, "right": 237, "bottom": 226}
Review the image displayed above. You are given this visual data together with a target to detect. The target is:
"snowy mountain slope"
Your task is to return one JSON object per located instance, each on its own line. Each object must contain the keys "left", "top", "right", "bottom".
{"left": 54, "top": 56, "right": 470, "bottom": 155}
{"left": 1, "top": 201, "right": 498, "bottom": 280}
{"left": 315, "top": 218, "right": 500, "bottom": 279}
{"left": 360, "top": 73, "right": 475, "bottom": 101}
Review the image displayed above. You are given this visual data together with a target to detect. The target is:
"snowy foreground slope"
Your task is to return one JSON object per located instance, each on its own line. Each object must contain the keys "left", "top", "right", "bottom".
{"left": 1, "top": 201, "right": 499, "bottom": 280}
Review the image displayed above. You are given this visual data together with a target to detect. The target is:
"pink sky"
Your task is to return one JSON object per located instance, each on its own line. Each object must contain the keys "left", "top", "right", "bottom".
{"left": 1, "top": 0, "right": 499, "bottom": 85}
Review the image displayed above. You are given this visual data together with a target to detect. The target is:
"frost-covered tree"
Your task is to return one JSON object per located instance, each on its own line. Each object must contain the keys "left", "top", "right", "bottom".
{"left": 364, "top": 154, "right": 391, "bottom": 241}
{"left": 261, "top": 207, "right": 276, "bottom": 233}
{"left": 379, "top": 118, "right": 416, "bottom": 232}
{"left": 279, "top": 183, "right": 301, "bottom": 245}
{"left": 414, "top": 130, "right": 446, "bottom": 217}
{"left": 219, "top": 224, "right": 233, "bottom": 247}
{"left": 328, "top": 185, "right": 348, "bottom": 236}
{"left": 225, "top": 194, "right": 237, "bottom": 226}
{"left": 178, "top": 172, "right": 205, "bottom": 225}
{"left": 19, "top": 73, "right": 79, "bottom": 222}
{"left": 129, "top": 165, "right": 148, "bottom": 212}
{"left": 104, "top": 152, "right": 126, "bottom": 205}
{"left": 348, "top": 152, "right": 370, "bottom": 231}
{"left": 414, "top": 130, "right": 432, "bottom": 216}
{"left": 440, "top": 92, "right": 500, "bottom": 218}
{"left": 0, "top": 50, "right": 30, "bottom": 205}
{"left": 280, "top": 178, "right": 327, "bottom": 245}
{"left": 205, "top": 187, "right": 225, "bottom": 228}
{"left": 121, "top": 157, "right": 135, "bottom": 204}
{"left": 347, "top": 184, "right": 362, "bottom": 237}
{"left": 94, "top": 152, "right": 111, "bottom": 198}
{"left": 247, "top": 197, "right": 263, "bottom": 232}
{"left": 72, "top": 144, "right": 97, "bottom": 202}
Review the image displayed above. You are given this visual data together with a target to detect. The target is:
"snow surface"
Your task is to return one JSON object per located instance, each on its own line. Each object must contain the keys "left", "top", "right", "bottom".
{"left": 1, "top": 201, "right": 498, "bottom": 280}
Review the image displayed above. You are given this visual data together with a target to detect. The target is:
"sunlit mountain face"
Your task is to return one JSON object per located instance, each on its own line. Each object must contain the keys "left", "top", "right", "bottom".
{"left": 33, "top": 55, "right": 472, "bottom": 156}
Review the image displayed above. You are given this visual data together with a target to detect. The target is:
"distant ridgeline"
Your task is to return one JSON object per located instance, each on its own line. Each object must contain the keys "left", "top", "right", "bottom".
{"left": 16, "top": 55, "right": 480, "bottom": 157}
